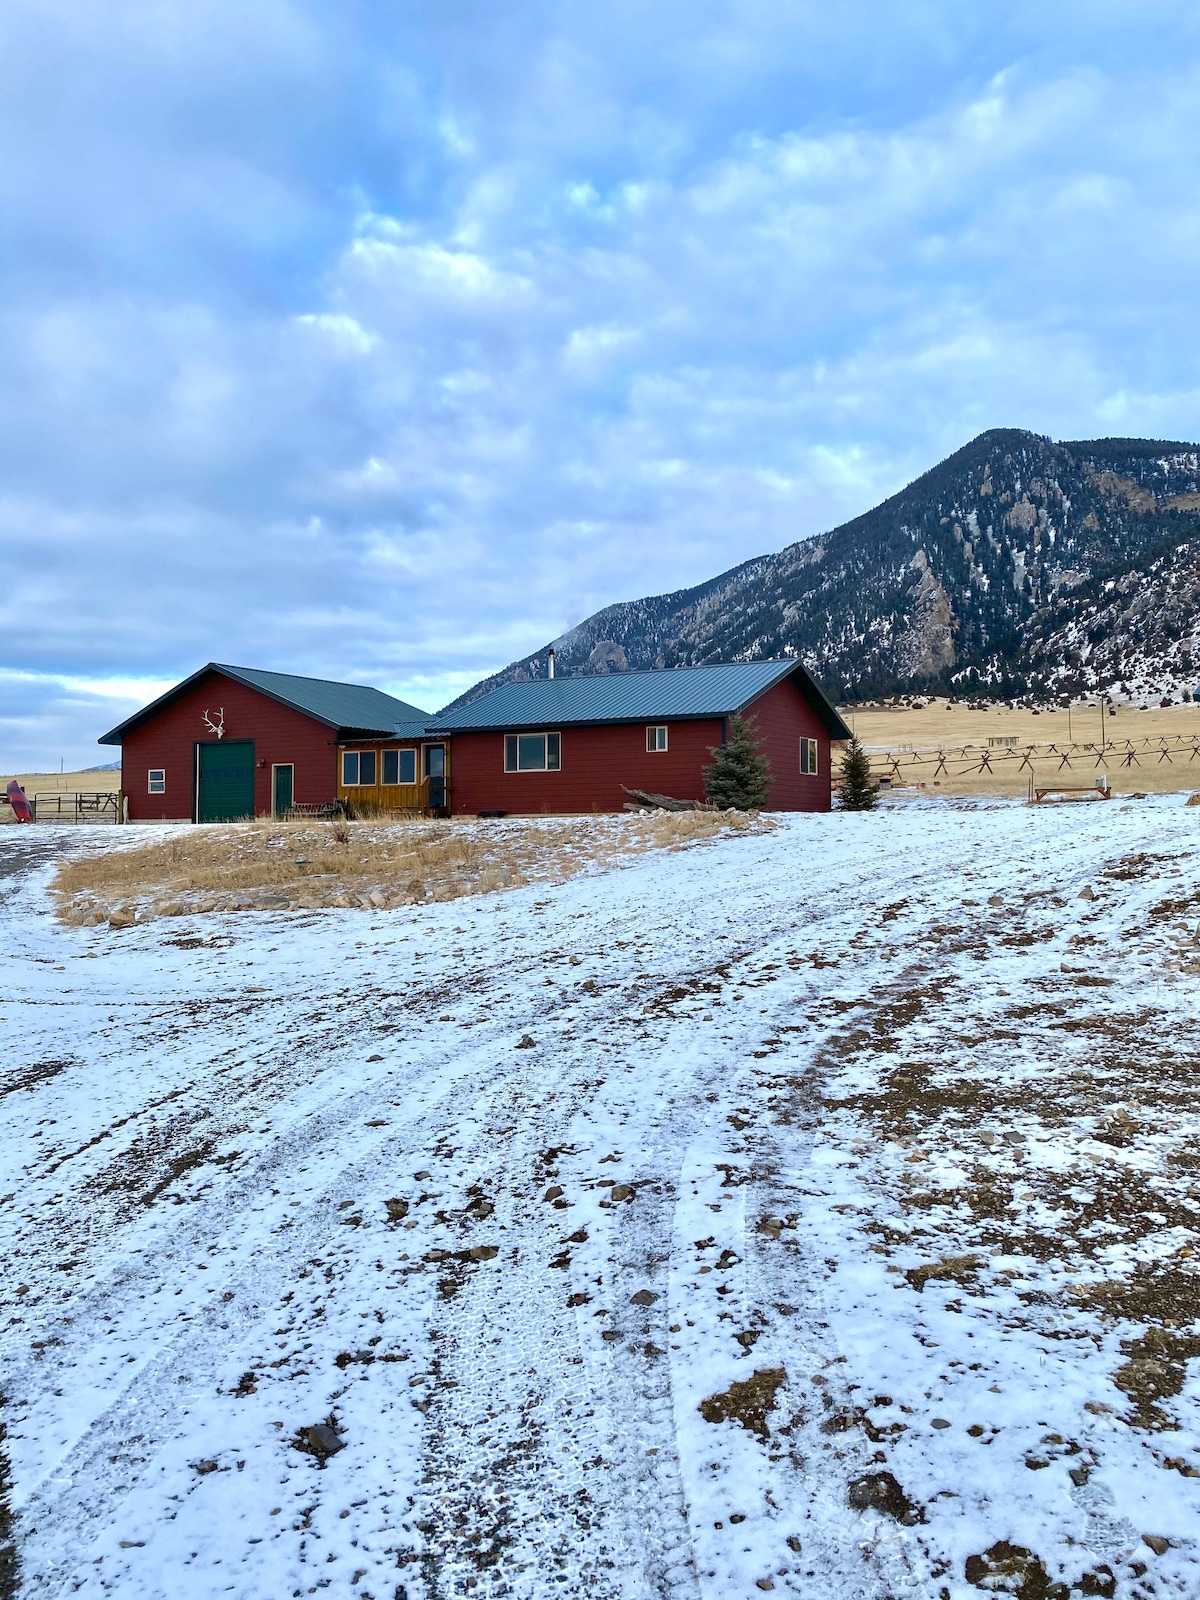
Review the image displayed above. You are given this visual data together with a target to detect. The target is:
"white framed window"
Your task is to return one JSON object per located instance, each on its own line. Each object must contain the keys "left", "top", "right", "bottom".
{"left": 148, "top": 769, "right": 166, "bottom": 794}
{"left": 646, "top": 725, "right": 668, "bottom": 752}
{"left": 342, "top": 750, "right": 377, "bottom": 786}
{"left": 382, "top": 748, "right": 417, "bottom": 786}
{"left": 504, "top": 732, "right": 561, "bottom": 772}
{"left": 800, "top": 738, "right": 819, "bottom": 775}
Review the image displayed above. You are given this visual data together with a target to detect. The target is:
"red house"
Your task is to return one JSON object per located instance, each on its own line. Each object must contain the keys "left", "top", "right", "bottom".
{"left": 434, "top": 659, "right": 850, "bottom": 814}
{"left": 97, "top": 663, "right": 432, "bottom": 822}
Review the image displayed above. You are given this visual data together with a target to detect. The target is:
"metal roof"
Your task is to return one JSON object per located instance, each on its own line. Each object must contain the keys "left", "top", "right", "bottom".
{"left": 98, "top": 663, "right": 431, "bottom": 744}
{"left": 434, "top": 659, "right": 852, "bottom": 737}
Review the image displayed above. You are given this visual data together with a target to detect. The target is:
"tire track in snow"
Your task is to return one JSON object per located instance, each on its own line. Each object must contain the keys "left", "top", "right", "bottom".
{"left": 399, "top": 845, "right": 932, "bottom": 1600}
{"left": 4, "top": 816, "right": 981, "bottom": 1598}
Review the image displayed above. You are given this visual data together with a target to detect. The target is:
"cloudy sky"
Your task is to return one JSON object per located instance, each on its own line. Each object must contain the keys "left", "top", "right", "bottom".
{"left": 4, "top": 0, "right": 1200, "bottom": 768}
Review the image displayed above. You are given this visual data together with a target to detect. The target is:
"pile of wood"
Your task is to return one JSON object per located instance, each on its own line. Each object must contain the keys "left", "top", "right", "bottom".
{"left": 621, "top": 786, "right": 715, "bottom": 813}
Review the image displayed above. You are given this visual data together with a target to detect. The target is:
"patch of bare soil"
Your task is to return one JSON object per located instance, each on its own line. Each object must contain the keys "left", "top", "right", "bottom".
{"left": 0, "top": 1057, "right": 75, "bottom": 1100}
{"left": 904, "top": 1253, "right": 985, "bottom": 1293}
{"left": 1108, "top": 1325, "right": 1200, "bottom": 1432}
{"left": 51, "top": 811, "right": 771, "bottom": 926}
{"left": 847, "top": 1469, "right": 923, "bottom": 1525}
{"left": 962, "top": 1539, "right": 1116, "bottom": 1599}
{"left": 699, "top": 1367, "right": 788, "bottom": 1439}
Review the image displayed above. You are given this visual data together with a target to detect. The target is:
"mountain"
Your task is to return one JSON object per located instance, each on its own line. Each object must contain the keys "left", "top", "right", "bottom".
{"left": 446, "top": 429, "right": 1200, "bottom": 708}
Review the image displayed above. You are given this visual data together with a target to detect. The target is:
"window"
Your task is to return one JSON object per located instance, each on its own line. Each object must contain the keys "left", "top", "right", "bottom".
{"left": 148, "top": 769, "right": 166, "bottom": 794}
{"left": 504, "top": 732, "right": 561, "bottom": 772}
{"left": 382, "top": 748, "right": 417, "bottom": 786}
{"left": 800, "top": 738, "right": 819, "bottom": 775}
{"left": 342, "top": 750, "right": 377, "bottom": 786}
{"left": 647, "top": 725, "right": 668, "bottom": 752}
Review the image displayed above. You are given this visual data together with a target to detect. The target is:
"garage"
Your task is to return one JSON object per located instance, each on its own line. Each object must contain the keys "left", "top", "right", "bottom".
{"left": 98, "top": 662, "right": 431, "bottom": 822}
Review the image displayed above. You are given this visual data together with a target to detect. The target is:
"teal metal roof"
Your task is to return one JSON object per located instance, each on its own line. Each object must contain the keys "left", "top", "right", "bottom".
{"left": 434, "top": 659, "right": 851, "bottom": 737}
{"left": 215, "top": 665, "right": 430, "bottom": 731}
{"left": 98, "top": 663, "right": 431, "bottom": 744}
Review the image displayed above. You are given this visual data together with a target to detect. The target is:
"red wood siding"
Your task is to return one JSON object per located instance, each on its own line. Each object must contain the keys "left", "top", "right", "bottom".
{"left": 449, "top": 718, "right": 725, "bottom": 816}
{"left": 738, "top": 675, "right": 834, "bottom": 812}
{"left": 120, "top": 670, "right": 338, "bottom": 820}
{"left": 448, "top": 672, "right": 837, "bottom": 816}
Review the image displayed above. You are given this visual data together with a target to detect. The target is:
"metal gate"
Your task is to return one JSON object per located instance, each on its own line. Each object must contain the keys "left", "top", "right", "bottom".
{"left": 31, "top": 792, "right": 120, "bottom": 824}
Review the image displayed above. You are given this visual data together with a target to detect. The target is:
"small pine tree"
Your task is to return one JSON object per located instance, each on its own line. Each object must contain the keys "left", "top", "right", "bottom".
{"left": 839, "top": 736, "right": 877, "bottom": 810}
{"left": 704, "top": 713, "right": 772, "bottom": 811}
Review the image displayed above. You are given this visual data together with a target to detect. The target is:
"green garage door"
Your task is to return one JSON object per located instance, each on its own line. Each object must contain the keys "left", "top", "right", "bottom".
{"left": 196, "top": 740, "right": 255, "bottom": 822}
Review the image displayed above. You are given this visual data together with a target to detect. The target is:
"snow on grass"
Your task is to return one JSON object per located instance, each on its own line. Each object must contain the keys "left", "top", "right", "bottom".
{"left": 2, "top": 797, "right": 1199, "bottom": 1599}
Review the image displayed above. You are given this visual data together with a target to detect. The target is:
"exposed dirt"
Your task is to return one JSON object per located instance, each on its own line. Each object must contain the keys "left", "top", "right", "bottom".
{"left": 698, "top": 1367, "right": 788, "bottom": 1440}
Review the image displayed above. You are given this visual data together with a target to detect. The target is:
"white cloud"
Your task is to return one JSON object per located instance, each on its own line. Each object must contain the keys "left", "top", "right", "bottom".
{"left": 2, "top": 1, "right": 1200, "bottom": 766}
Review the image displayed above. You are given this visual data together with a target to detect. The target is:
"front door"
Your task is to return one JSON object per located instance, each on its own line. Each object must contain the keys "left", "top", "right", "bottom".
{"left": 195, "top": 740, "right": 255, "bottom": 822}
{"left": 272, "top": 763, "right": 294, "bottom": 818}
{"left": 423, "top": 743, "right": 447, "bottom": 809}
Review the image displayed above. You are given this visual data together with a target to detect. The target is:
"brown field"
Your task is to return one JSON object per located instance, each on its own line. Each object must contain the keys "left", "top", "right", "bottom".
{"left": 843, "top": 698, "right": 1200, "bottom": 797}
{"left": 7, "top": 768, "right": 120, "bottom": 793}
{"left": 51, "top": 809, "right": 772, "bottom": 925}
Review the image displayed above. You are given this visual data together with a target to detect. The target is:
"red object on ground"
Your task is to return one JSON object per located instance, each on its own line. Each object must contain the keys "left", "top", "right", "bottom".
{"left": 6, "top": 780, "right": 32, "bottom": 822}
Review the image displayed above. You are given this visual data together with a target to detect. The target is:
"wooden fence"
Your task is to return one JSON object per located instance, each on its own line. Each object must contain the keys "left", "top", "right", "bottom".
{"left": 866, "top": 730, "right": 1200, "bottom": 785}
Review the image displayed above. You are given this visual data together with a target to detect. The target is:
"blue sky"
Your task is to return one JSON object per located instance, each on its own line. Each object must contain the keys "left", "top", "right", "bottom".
{"left": 4, "top": 0, "right": 1200, "bottom": 768}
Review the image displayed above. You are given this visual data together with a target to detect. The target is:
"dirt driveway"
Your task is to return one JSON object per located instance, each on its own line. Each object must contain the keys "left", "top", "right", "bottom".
{"left": 2, "top": 802, "right": 1198, "bottom": 1600}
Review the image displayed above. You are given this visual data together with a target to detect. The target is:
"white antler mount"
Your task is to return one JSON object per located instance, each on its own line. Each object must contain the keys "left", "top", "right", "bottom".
{"left": 202, "top": 707, "right": 225, "bottom": 740}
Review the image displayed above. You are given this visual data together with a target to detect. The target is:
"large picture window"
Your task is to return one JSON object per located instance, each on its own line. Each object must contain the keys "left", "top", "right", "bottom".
{"left": 382, "top": 748, "right": 417, "bottom": 786}
{"left": 342, "top": 750, "right": 377, "bottom": 786}
{"left": 504, "top": 732, "right": 561, "bottom": 772}
{"left": 799, "top": 738, "right": 819, "bottom": 775}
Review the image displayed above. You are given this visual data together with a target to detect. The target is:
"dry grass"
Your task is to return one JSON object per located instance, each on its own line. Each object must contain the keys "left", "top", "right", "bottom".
{"left": 52, "top": 810, "right": 771, "bottom": 926}
{"left": 5, "top": 768, "right": 121, "bottom": 793}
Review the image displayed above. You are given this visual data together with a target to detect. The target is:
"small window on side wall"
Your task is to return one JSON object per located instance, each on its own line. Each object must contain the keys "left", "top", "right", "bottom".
{"left": 148, "top": 769, "right": 165, "bottom": 794}
{"left": 646, "top": 725, "right": 668, "bottom": 752}
{"left": 504, "top": 732, "right": 561, "bottom": 772}
{"left": 800, "top": 737, "right": 819, "bottom": 775}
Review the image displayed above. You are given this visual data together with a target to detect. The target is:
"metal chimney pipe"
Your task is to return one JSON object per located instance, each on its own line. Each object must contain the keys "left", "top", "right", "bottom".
{"left": 547, "top": 647, "right": 555, "bottom": 679}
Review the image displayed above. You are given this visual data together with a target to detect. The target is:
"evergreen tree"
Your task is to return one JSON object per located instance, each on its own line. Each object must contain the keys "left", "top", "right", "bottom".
{"left": 704, "top": 713, "right": 773, "bottom": 810}
{"left": 839, "top": 736, "right": 877, "bottom": 810}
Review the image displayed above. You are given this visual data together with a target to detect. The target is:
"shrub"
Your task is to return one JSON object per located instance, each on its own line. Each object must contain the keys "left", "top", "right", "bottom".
{"left": 839, "top": 736, "right": 877, "bottom": 810}
{"left": 704, "top": 713, "right": 772, "bottom": 811}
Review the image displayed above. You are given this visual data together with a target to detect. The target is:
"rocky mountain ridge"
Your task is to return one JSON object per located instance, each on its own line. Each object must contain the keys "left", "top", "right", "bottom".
{"left": 446, "top": 429, "right": 1200, "bottom": 708}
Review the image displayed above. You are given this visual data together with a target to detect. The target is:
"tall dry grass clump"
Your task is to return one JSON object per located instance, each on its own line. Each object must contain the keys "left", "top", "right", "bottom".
{"left": 52, "top": 810, "right": 771, "bottom": 926}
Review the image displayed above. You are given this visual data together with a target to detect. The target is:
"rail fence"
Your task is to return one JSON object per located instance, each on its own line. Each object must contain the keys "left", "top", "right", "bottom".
{"left": 866, "top": 729, "right": 1200, "bottom": 785}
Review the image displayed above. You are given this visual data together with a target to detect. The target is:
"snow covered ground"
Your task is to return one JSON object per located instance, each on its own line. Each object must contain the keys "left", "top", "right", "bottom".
{"left": 2, "top": 799, "right": 1199, "bottom": 1600}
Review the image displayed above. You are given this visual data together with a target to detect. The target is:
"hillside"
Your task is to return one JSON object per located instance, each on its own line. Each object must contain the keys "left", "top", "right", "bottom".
{"left": 447, "top": 429, "right": 1200, "bottom": 708}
